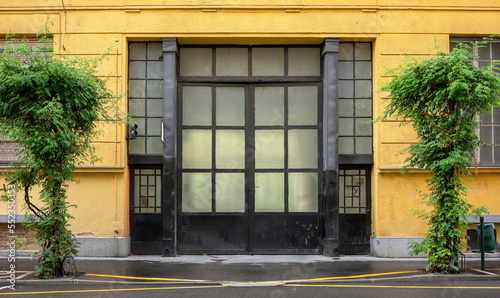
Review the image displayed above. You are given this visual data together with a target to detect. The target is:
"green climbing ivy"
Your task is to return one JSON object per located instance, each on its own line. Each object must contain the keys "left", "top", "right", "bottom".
{"left": 378, "top": 40, "right": 500, "bottom": 273}
{"left": 0, "top": 24, "right": 121, "bottom": 278}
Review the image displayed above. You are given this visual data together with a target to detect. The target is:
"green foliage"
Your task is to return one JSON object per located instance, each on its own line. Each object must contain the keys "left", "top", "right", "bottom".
{"left": 0, "top": 24, "right": 120, "bottom": 278}
{"left": 378, "top": 41, "right": 500, "bottom": 273}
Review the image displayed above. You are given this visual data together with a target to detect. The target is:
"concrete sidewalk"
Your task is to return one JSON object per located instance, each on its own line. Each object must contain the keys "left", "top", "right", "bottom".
{"left": 1, "top": 254, "right": 499, "bottom": 286}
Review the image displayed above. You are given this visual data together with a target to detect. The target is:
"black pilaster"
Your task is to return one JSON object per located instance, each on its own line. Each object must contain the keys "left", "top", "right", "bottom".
{"left": 161, "top": 39, "right": 178, "bottom": 256}
{"left": 321, "top": 39, "right": 340, "bottom": 256}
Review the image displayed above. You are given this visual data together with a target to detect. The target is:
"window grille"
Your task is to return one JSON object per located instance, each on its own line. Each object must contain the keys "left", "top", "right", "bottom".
{"left": 339, "top": 169, "right": 367, "bottom": 214}
{"left": 132, "top": 168, "right": 162, "bottom": 214}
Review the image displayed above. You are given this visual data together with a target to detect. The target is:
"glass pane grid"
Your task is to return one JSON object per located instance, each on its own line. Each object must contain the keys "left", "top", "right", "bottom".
{"left": 179, "top": 46, "right": 321, "bottom": 216}
{"left": 338, "top": 42, "right": 373, "bottom": 155}
{"left": 479, "top": 106, "right": 500, "bottom": 165}
{"left": 253, "top": 84, "right": 320, "bottom": 213}
{"left": 178, "top": 46, "right": 321, "bottom": 79}
{"left": 181, "top": 84, "right": 320, "bottom": 214}
{"left": 339, "top": 169, "right": 367, "bottom": 214}
{"left": 181, "top": 85, "right": 248, "bottom": 213}
{"left": 128, "top": 42, "right": 164, "bottom": 155}
{"left": 133, "top": 169, "right": 161, "bottom": 214}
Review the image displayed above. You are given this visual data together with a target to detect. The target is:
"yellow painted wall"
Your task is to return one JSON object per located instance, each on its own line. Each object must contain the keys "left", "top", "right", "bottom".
{"left": 1, "top": 1, "right": 500, "bottom": 243}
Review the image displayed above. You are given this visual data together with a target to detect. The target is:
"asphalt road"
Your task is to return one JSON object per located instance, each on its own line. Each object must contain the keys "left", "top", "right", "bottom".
{"left": 4, "top": 279, "right": 500, "bottom": 298}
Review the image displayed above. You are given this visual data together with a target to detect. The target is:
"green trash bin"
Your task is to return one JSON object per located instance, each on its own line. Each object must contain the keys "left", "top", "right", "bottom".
{"left": 476, "top": 223, "right": 496, "bottom": 252}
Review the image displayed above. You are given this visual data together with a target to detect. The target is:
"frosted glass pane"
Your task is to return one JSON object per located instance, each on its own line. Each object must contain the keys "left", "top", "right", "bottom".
{"left": 147, "top": 43, "right": 162, "bottom": 60}
{"left": 180, "top": 48, "right": 212, "bottom": 76}
{"left": 339, "top": 175, "right": 344, "bottom": 208}
{"left": 147, "top": 99, "right": 163, "bottom": 117}
{"left": 355, "top": 137, "right": 372, "bottom": 154}
{"left": 147, "top": 61, "right": 163, "bottom": 79}
{"left": 355, "top": 43, "right": 371, "bottom": 60}
{"left": 355, "top": 62, "right": 372, "bottom": 79}
{"left": 129, "top": 61, "right": 146, "bottom": 79}
{"left": 338, "top": 62, "right": 353, "bottom": 79}
{"left": 129, "top": 98, "right": 145, "bottom": 117}
{"left": 339, "top": 43, "right": 353, "bottom": 60}
{"left": 339, "top": 99, "right": 354, "bottom": 117}
{"left": 182, "top": 173, "right": 211, "bottom": 212}
{"left": 360, "top": 177, "right": 366, "bottom": 208}
{"left": 479, "top": 45, "right": 490, "bottom": 59}
{"left": 338, "top": 81, "right": 354, "bottom": 98}
{"left": 355, "top": 118, "right": 372, "bottom": 136}
{"left": 182, "top": 86, "right": 212, "bottom": 126}
{"left": 493, "top": 107, "right": 500, "bottom": 123}
{"left": 182, "top": 130, "right": 212, "bottom": 169}
{"left": 130, "top": 43, "right": 146, "bottom": 60}
{"left": 289, "top": 173, "right": 318, "bottom": 212}
{"left": 339, "top": 118, "right": 353, "bottom": 136}
{"left": 339, "top": 137, "right": 354, "bottom": 154}
{"left": 156, "top": 175, "right": 161, "bottom": 204}
{"left": 216, "top": 48, "right": 248, "bottom": 76}
{"left": 147, "top": 80, "right": 163, "bottom": 98}
{"left": 481, "top": 146, "right": 493, "bottom": 164}
{"left": 289, "top": 130, "right": 317, "bottom": 169}
{"left": 494, "top": 127, "right": 500, "bottom": 144}
{"left": 252, "top": 48, "right": 284, "bottom": 76}
{"left": 355, "top": 80, "right": 372, "bottom": 98}
{"left": 493, "top": 43, "right": 500, "bottom": 59}
{"left": 216, "top": 173, "right": 245, "bottom": 212}
{"left": 147, "top": 118, "right": 161, "bottom": 135}
{"left": 255, "top": 173, "right": 284, "bottom": 212}
{"left": 288, "top": 48, "right": 320, "bottom": 76}
{"left": 481, "top": 127, "right": 492, "bottom": 144}
{"left": 479, "top": 60, "right": 491, "bottom": 68}
{"left": 288, "top": 86, "right": 317, "bottom": 125}
{"left": 216, "top": 87, "right": 245, "bottom": 126}
{"left": 129, "top": 80, "right": 145, "bottom": 97}
{"left": 134, "top": 175, "right": 140, "bottom": 208}
{"left": 355, "top": 99, "right": 371, "bottom": 117}
{"left": 255, "top": 87, "right": 284, "bottom": 126}
{"left": 129, "top": 137, "right": 145, "bottom": 154}
{"left": 494, "top": 146, "right": 500, "bottom": 164}
{"left": 216, "top": 130, "right": 245, "bottom": 169}
{"left": 255, "top": 130, "right": 284, "bottom": 169}
{"left": 481, "top": 111, "right": 492, "bottom": 123}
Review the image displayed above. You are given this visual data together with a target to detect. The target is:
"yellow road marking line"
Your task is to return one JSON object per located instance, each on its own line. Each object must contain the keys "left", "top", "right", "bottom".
{"left": 285, "top": 284, "right": 500, "bottom": 290}
{"left": 0, "top": 285, "right": 225, "bottom": 295}
{"left": 84, "top": 273, "right": 201, "bottom": 282}
{"left": 288, "top": 270, "right": 421, "bottom": 282}
{"left": 87, "top": 270, "right": 420, "bottom": 284}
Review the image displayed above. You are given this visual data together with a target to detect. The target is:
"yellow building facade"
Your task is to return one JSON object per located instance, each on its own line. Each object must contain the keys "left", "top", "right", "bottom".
{"left": 1, "top": 0, "right": 499, "bottom": 257}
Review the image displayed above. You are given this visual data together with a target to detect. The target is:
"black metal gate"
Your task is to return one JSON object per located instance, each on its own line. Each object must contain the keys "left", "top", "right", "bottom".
{"left": 130, "top": 167, "right": 163, "bottom": 254}
{"left": 338, "top": 167, "right": 371, "bottom": 254}
{"left": 177, "top": 83, "right": 322, "bottom": 254}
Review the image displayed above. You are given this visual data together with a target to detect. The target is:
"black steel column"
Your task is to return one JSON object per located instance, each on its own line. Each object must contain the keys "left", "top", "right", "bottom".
{"left": 161, "top": 39, "right": 178, "bottom": 256}
{"left": 321, "top": 39, "right": 340, "bottom": 256}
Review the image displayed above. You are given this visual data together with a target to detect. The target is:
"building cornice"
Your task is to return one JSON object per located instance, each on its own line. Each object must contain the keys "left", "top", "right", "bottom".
{"left": 2, "top": 4, "right": 500, "bottom": 12}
